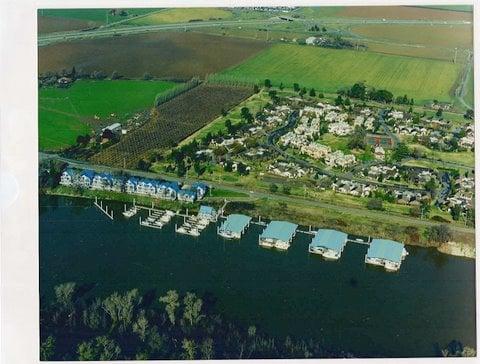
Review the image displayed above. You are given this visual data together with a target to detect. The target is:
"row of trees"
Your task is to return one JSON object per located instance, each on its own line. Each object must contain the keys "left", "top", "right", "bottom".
{"left": 341, "top": 82, "right": 414, "bottom": 105}
{"left": 40, "top": 284, "right": 354, "bottom": 360}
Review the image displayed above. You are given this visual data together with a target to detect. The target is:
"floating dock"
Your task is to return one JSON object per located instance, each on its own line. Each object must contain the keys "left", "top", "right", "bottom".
{"left": 365, "top": 239, "right": 408, "bottom": 272}
{"left": 309, "top": 229, "right": 348, "bottom": 260}
{"left": 217, "top": 214, "right": 252, "bottom": 239}
{"left": 93, "top": 197, "right": 114, "bottom": 220}
{"left": 139, "top": 210, "right": 175, "bottom": 230}
{"left": 259, "top": 220, "right": 298, "bottom": 250}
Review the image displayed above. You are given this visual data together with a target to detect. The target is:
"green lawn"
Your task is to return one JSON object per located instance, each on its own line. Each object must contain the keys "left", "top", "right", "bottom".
{"left": 130, "top": 8, "right": 233, "bottom": 25}
{"left": 39, "top": 80, "right": 177, "bottom": 151}
{"left": 220, "top": 44, "right": 462, "bottom": 103}
{"left": 38, "top": 8, "right": 159, "bottom": 24}
{"left": 409, "top": 143, "right": 474, "bottom": 167}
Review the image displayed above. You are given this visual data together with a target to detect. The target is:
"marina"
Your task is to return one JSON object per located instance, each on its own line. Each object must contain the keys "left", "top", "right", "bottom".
{"left": 40, "top": 195, "right": 476, "bottom": 358}
{"left": 93, "top": 197, "right": 410, "bottom": 271}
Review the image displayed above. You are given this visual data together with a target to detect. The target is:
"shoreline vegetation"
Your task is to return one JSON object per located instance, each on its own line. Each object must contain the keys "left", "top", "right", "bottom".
{"left": 41, "top": 187, "right": 475, "bottom": 259}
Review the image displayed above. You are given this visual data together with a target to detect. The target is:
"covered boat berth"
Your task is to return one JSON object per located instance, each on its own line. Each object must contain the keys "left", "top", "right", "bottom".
{"left": 365, "top": 238, "right": 408, "bottom": 272}
{"left": 309, "top": 229, "right": 348, "bottom": 260}
{"left": 217, "top": 214, "right": 252, "bottom": 239}
{"left": 259, "top": 221, "right": 298, "bottom": 250}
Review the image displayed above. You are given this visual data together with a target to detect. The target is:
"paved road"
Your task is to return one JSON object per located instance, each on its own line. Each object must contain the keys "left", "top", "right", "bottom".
{"left": 39, "top": 152, "right": 474, "bottom": 234}
{"left": 38, "top": 16, "right": 472, "bottom": 47}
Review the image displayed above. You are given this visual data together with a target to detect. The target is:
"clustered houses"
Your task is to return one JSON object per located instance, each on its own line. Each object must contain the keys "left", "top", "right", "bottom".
{"left": 444, "top": 176, "right": 474, "bottom": 211}
{"left": 328, "top": 121, "right": 353, "bottom": 136}
{"left": 366, "top": 165, "right": 399, "bottom": 181}
{"left": 268, "top": 162, "right": 310, "bottom": 179}
{"left": 261, "top": 104, "right": 292, "bottom": 126}
{"left": 59, "top": 168, "right": 209, "bottom": 202}
{"left": 324, "top": 150, "right": 356, "bottom": 169}
{"left": 393, "top": 190, "right": 431, "bottom": 205}
{"left": 332, "top": 179, "right": 376, "bottom": 197}
{"left": 354, "top": 115, "right": 375, "bottom": 131}
{"left": 459, "top": 125, "right": 474, "bottom": 150}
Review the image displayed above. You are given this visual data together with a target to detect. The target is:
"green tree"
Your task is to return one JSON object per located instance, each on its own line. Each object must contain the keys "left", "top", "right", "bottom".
{"left": 366, "top": 198, "right": 383, "bottom": 211}
{"left": 183, "top": 292, "right": 204, "bottom": 326}
{"left": 293, "top": 83, "right": 300, "bottom": 92}
{"left": 426, "top": 224, "right": 452, "bottom": 244}
{"left": 40, "top": 336, "right": 56, "bottom": 361}
{"left": 102, "top": 289, "right": 140, "bottom": 333}
{"left": 450, "top": 205, "right": 462, "bottom": 221}
{"left": 82, "top": 298, "right": 103, "bottom": 330}
{"left": 200, "top": 338, "right": 215, "bottom": 359}
{"left": 282, "top": 185, "right": 291, "bottom": 195}
{"left": 264, "top": 79, "right": 272, "bottom": 88}
{"left": 253, "top": 84, "right": 260, "bottom": 93}
{"left": 133, "top": 311, "right": 149, "bottom": 342}
{"left": 182, "top": 338, "right": 197, "bottom": 360}
{"left": 424, "top": 178, "right": 437, "bottom": 194}
{"left": 159, "top": 290, "right": 180, "bottom": 325}
{"left": 95, "top": 336, "right": 121, "bottom": 360}
{"left": 309, "top": 88, "right": 316, "bottom": 97}
{"left": 269, "top": 183, "right": 278, "bottom": 193}
{"left": 143, "top": 72, "right": 153, "bottom": 80}
{"left": 54, "top": 282, "right": 76, "bottom": 311}
{"left": 77, "top": 341, "right": 95, "bottom": 361}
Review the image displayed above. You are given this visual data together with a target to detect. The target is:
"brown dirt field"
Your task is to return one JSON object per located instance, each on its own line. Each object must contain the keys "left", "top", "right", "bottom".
{"left": 90, "top": 83, "right": 253, "bottom": 168}
{"left": 38, "top": 32, "right": 268, "bottom": 79}
{"left": 351, "top": 24, "right": 473, "bottom": 49}
{"left": 339, "top": 6, "right": 472, "bottom": 21}
{"left": 38, "top": 16, "right": 100, "bottom": 34}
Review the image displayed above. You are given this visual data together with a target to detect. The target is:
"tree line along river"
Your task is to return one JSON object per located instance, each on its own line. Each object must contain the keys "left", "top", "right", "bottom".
{"left": 39, "top": 195, "right": 476, "bottom": 357}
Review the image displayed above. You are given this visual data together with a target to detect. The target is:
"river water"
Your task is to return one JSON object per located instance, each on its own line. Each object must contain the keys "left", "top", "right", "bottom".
{"left": 39, "top": 195, "right": 476, "bottom": 357}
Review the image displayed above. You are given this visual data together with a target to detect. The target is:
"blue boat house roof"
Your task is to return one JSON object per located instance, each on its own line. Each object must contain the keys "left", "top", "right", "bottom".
{"left": 219, "top": 214, "right": 251, "bottom": 235}
{"left": 310, "top": 229, "right": 348, "bottom": 253}
{"left": 366, "top": 239, "right": 405, "bottom": 264}
{"left": 260, "top": 220, "right": 298, "bottom": 242}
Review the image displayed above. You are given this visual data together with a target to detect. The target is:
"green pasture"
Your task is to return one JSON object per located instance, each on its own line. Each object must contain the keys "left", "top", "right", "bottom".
{"left": 129, "top": 8, "right": 233, "bottom": 25}
{"left": 39, "top": 80, "right": 177, "bottom": 151}
{"left": 220, "top": 44, "right": 462, "bottom": 104}
{"left": 38, "top": 8, "right": 159, "bottom": 24}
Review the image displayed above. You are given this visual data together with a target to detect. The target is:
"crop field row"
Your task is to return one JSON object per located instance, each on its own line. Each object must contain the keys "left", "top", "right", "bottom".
{"left": 220, "top": 44, "right": 462, "bottom": 103}
{"left": 90, "top": 84, "right": 253, "bottom": 168}
{"left": 38, "top": 32, "right": 268, "bottom": 79}
{"left": 350, "top": 24, "right": 473, "bottom": 50}
{"left": 338, "top": 6, "right": 472, "bottom": 21}
{"left": 39, "top": 80, "right": 177, "bottom": 151}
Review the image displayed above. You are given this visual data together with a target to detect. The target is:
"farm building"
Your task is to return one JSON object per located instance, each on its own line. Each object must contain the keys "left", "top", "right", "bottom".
{"left": 198, "top": 205, "right": 217, "bottom": 222}
{"left": 309, "top": 229, "right": 348, "bottom": 260}
{"left": 259, "top": 221, "right": 298, "bottom": 250}
{"left": 218, "top": 214, "right": 252, "bottom": 239}
{"left": 102, "top": 123, "right": 122, "bottom": 133}
{"left": 365, "top": 238, "right": 408, "bottom": 272}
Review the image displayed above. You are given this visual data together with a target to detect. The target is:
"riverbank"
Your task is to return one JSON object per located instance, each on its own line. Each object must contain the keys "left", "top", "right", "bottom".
{"left": 41, "top": 186, "right": 475, "bottom": 259}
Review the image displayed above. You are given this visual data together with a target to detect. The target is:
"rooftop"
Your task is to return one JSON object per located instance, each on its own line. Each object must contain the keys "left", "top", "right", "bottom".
{"left": 310, "top": 229, "right": 348, "bottom": 253}
{"left": 260, "top": 220, "right": 298, "bottom": 242}
{"left": 219, "top": 214, "right": 252, "bottom": 234}
{"left": 366, "top": 239, "right": 404, "bottom": 264}
{"left": 199, "top": 205, "right": 216, "bottom": 216}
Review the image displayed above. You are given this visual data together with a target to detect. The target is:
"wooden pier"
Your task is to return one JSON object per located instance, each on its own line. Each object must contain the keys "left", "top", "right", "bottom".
{"left": 94, "top": 197, "right": 114, "bottom": 220}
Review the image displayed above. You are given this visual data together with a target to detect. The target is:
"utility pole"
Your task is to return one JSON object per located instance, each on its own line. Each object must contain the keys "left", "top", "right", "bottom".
{"left": 453, "top": 47, "right": 458, "bottom": 64}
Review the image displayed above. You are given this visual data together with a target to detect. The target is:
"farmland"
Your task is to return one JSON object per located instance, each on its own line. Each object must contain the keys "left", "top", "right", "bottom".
{"left": 350, "top": 24, "right": 473, "bottom": 50}
{"left": 38, "top": 32, "right": 268, "bottom": 79}
{"left": 128, "top": 8, "right": 233, "bottom": 25}
{"left": 39, "top": 80, "right": 177, "bottom": 150}
{"left": 220, "top": 44, "right": 462, "bottom": 103}
{"left": 90, "top": 84, "right": 253, "bottom": 167}
{"left": 38, "top": 16, "right": 99, "bottom": 34}
{"left": 338, "top": 5, "right": 472, "bottom": 21}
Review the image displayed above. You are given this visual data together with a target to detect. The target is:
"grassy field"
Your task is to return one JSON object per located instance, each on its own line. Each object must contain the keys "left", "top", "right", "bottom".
{"left": 408, "top": 144, "right": 474, "bottom": 168}
{"left": 221, "top": 44, "right": 461, "bottom": 103}
{"left": 39, "top": 32, "right": 268, "bottom": 79}
{"left": 38, "top": 8, "right": 159, "bottom": 23}
{"left": 464, "top": 64, "right": 474, "bottom": 108}
{"left": 129, "top": 8, "right": 233, "bottom": 25}
{"left": 90, "top": 84, "right": 253, "bottom": 168}
{"left": 39, "top": 80, "right": 176, "bottom": 151}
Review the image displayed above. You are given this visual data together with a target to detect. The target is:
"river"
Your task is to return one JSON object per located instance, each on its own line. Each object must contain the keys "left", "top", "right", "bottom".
{"left": 39, "top": 195, "right": 476, "bottom": 357}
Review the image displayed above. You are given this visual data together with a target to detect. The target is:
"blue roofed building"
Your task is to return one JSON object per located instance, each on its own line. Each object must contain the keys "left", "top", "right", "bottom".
{"left": 191, "top": 182, "right": 209, "bottom": 199}
{"left": 137, "top": 179, "right": 157, "bottom": 195}
{"left": 92, "top": 172, "right": 114, "bottom": 190}
{"left": 259, "top": 220, "right": 298, "bottom": 250}
{"left": 198, "top": 205, "right": 217, "bottom": 222}
{"left": 365, "top": 238, "right": 408, "bottom": 272}
{"left": 125, "top": 177, "right": 139, "bottom": 194}
{"left": 178, "top": 189, "right": 197, "bottom": 203}
{"left": 309, "top": 229, "right": 348, "bottom": 260}
{"left": 60, "top": 168, "right": 76, "bottom": 186}
{"left": 79, "top": 170, "right": 95, "bottom": 188}
{"left": 218, "top": 214, "right": 251, "bottom": 239}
